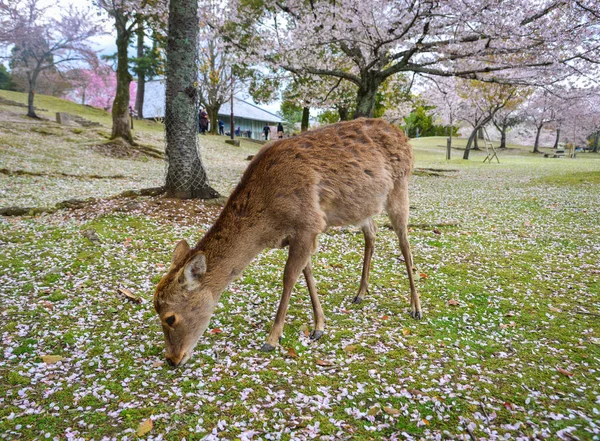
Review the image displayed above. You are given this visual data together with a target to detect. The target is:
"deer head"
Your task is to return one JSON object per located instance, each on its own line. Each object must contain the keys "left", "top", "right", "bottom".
{"left": 153, "top": 240, "right": 217, "bottom": 367}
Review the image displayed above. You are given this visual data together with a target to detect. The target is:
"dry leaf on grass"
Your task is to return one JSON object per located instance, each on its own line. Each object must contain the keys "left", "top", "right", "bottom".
{"left": 402, "top": 328, "right": 411, "bottom": 336}
{"left": 286, "top": 347, "right": 298, "bottom": 358}
{"left": 117, "top": 288, "right": 142, "bottom": 304}
{"left": 383, "top": 406, "right": 400, "bottom": 416}
{"left": 448, "top": 299, "right": 460, "bottom": 306}
{"left": 367, "top": 404, "right": 381, "bottom": 416}
{"left": 557, "top": 367, "right": 574, "bottom": 377}
{"left": 42, "top": 355, "right": 64, "bottom": 364}
{"left": 136, "top": 418, "right": 153, "bottom": 436}
{"left": 315, "top": 358, "right": 334, "bottom": 367}
{"left": 343, "top": 345, "right": 358, "bottom": 353}
{"left": 407, "top": 388, "right": 425, "bottom": 396}
{"left": 210, "top": 328, "right": 223, "bottom": 334}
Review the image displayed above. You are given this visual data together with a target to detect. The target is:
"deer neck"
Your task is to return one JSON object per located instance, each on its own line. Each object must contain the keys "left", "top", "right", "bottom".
{"left": 196, "top": 209, "right": 263, "bottom": 294}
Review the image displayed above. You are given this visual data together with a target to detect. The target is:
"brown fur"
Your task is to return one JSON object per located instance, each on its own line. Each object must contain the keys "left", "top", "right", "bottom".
{"left": 154, "top": 118, "right": 420, "bottom": 366}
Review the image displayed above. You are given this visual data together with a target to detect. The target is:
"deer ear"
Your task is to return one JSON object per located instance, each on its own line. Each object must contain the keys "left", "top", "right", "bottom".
{"left": 183, "top": 253, "right": 206, "bottom": 286}
{"left": 171, "top": 240, "right": 191, "bottom": 268}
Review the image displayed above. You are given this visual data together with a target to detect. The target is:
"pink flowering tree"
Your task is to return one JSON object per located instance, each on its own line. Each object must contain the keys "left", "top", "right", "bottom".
{"left": 521, "top": 88, "right": 578, "bottom": 153}
{"left": 0, "top": 0, "right": 102, "bottom": 118}
{"left": 225, "top": 0, "right": 599, "bottom": 119}
{"left": 94, "top": 0, "right": 166, "bottom": 144}
{"left": 420, "top": 77, "right": 465, "bottom": 150}
{"left": 68, "top": 65, "right": 137, "bottom": 111}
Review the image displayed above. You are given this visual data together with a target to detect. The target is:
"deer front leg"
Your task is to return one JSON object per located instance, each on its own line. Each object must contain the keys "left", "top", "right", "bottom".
{"left": 261, "top": 235, "right": 314, "bottom": 352}
{"left": 352, "top": 218, "right": 377, "bottom": 304}
{"left": 303, "top": 260, "right": 325, "bottom": 341}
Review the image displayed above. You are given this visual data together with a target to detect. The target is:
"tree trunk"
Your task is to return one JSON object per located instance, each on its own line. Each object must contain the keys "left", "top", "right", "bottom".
{"left": 301, "top": 106, "right": 310, "bottom": 132}
{"left": 207, "top": 105, "right": 219, "bottom": 135}
{"left": 500, "top": 127, "right": 507, "bottom": 149}
{"left": 477, "top": 127, "right": 484, "bottom": 139}
{"left": 533, "top": 124, "right": 543, "bottom": 153}
{"left": 553, "top": 128, "right": 561, "bottom": 149}
{"left": 353, "top": 76, "right": 381, "bottom": 118}
{"left": 337, "top": 106, "right": 349, "bottom": 121}
{"left": 111, "top": 17, "right": 134, "bottom": 144}
{"left": 593, "top": 132, "right": 599, "bottom": 153}
{"left": 164, "top": 0, "right": 219, "bottom": 199}
{"left": 463, "top": 128, "right": 477, "bottom": 160}
{"left": 26, "top": 70, "right": 39, "bottom": 118}
{"left": 473, "top": 135, "right": 480, "bottom": 150}
{"left": 134, "top": 17, "right": 145, "bottom": 119}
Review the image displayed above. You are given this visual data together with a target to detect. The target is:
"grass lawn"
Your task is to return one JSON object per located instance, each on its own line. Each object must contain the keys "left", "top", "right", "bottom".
{"left": 1, "top": 92, "right": 599, "bottom": 440}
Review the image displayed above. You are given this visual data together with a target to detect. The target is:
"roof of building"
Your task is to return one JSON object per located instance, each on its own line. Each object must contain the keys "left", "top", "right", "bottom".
{"left": 143, "top": 79, "right": 282, "bottom": 123}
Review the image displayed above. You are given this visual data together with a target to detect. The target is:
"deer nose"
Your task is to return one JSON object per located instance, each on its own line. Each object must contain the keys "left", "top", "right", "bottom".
{"left": 166, "top": 352, "right": 185, "bottom": 368}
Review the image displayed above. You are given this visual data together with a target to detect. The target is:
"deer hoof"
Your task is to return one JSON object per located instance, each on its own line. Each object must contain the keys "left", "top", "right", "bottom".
{"left": 410, "top": 310, "right": 423, "bottom": 320}
{"left": 310, "top": 330, "right": 324, "bottom": 341}
{"left": 260, "top": 343, "right": 276, "bottom": 352}
{"left": 352, "top": 295, "right": 363, "bottom": 304}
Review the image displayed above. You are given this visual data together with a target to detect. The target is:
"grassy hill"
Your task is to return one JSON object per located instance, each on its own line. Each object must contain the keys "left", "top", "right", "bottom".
{"left": 0, "top": 90, "right": 262, "bottom": 208}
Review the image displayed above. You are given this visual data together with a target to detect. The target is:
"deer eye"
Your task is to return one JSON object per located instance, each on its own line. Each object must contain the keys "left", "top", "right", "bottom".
{"left": 165, "top": 315, "right": 176, "bottom": 326}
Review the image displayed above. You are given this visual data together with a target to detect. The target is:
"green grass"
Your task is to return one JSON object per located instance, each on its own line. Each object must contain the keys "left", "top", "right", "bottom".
{"left": 1, "top": 100, "right": 600, "bottom": 439}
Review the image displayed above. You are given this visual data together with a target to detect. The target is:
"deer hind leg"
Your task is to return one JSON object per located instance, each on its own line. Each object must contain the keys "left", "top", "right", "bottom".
{"left": 352, "top": 218, "right": 377, "bottom": 304}
{"left": 261, "top": 233, "right": 317, "bottom": 351}
{"left": 303, "top": 260, "right": 325, "bottom": 341}
{"left": 386, "top": 178, "right": 421, "bottom": 319}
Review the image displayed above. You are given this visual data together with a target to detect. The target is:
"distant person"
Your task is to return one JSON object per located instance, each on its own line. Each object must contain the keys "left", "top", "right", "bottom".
{"left": 277, "top": 122, "right": 284, "bottom": 139}
{"left": 263, "top": 124, "right": 271, "bottom": 140}
{"left": 199, "top": 109, "right": 209, "bottom": 135}
{"left": 235, "top": 126, "right": 241, "bottom": 137}
{"left": 218, "top": 120, "right": 224, "bottom": 135}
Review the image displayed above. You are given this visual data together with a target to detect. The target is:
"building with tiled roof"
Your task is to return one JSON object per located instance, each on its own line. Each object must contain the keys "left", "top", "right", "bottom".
{"left": 143, "top": 79, "right": 282, "bottom": 139}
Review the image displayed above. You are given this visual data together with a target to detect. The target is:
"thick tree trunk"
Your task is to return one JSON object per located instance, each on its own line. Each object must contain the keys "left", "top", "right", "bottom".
{"left": 207, "top": 105, "right": 219, "bottom": 134}
{"left": 593, "top": 132, "right": 599, "bottom": 153}
{"left": 500, "top": 127, "right": 507, "bottom": 149}
{"left": 553, "top": 128, "right": 561, "bottom": 149}
{"left": 111, "top": 18, "right": 134, "bottom": 144}
{"left": 353, "top": 76, "right": 381, "bottom": 118}
{"left": 301, "top": 106, "right": 310, "bottom": 132}
{"left": 473, "top": 135, "right": 480, "bottom": 150}
{"left": 164, "top": 0, "right": 219, "bottom": 199}
{"left": 134, "top": 18, "right": 145, "bottom": 119}
{"left": 533, "top": 124, "right": 543, "bottom": 153}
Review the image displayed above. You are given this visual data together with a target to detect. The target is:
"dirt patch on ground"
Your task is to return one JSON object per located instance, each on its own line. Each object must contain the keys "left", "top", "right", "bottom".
{"left": 89, "top": 138, "right": 143, "bottom": 160}
{"left": 88, "top": 138, "right": 165, "bottom": 160}
{"left": 44, "top": 194, "right": 224, "bottom": 226}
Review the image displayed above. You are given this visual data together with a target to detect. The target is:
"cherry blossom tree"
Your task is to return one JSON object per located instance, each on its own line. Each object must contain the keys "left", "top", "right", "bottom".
{"left": 225, "top": 0, "right": 599, "bottom": 119}
{"left": 421, "top": 77, "right": 464, "bottom": 150}
{"left": 492, "top": 107, "right": 526, "bottom": 149}
{"left": 522, "top": 88, "right": 575, "bottom": 153}
{"left": 559, "top": 90, "right": 600, "bottom": 148}
{"left": 95, "top": 0, "right": 166, "bottom": 144}
{"left": 0, "top": 0, "right": 101, "bottom": 118}
{"left": 66, "top": 64, "right": 136, "bottom": 111}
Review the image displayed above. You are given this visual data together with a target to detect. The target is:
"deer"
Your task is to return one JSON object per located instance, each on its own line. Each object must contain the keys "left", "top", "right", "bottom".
{"left": 154, "top": 118, "right": 421, "bottom": 367}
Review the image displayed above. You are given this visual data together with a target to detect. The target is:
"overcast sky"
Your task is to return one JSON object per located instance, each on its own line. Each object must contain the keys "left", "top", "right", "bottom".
{"left": 11, "top": 0, "right": 282, "bottom": 114}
